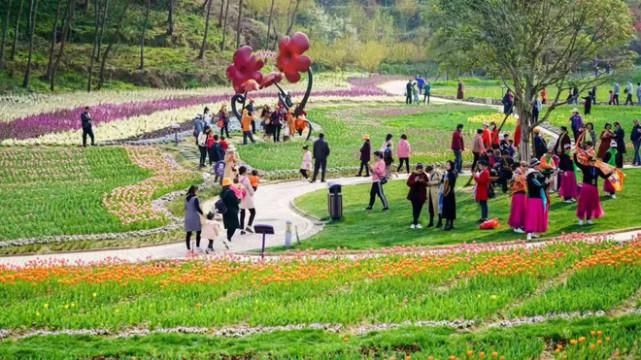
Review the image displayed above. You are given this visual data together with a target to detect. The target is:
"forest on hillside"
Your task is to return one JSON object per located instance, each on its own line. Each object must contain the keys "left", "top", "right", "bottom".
{"left": 0, "top": 0, "right": 640, "bottom": 93}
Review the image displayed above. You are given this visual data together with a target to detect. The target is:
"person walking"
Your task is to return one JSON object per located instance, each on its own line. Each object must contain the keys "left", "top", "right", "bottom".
{"left": 366, "top": 151, "right": 389, "bottom": 211}
{"left": 311, "top": 133, "right": 330, "bottom": 183}
{"left": 426, "top": 164, "right": 441, "bottom": 228}
{"left": 406, "top": 163, "right": 428, "bottom": 229}
{"left": 405, "top": 80, "right": 413, "bottom": 104}
{"left": 219, "top": 178, "right": 240, "bottom": 243}
{"left": 271, "top": 105, "right": 283, "bottom": 142}
{"left": 300, "top": 145, "right": 312, "bottom": 179}
{"left": 597, "top": 123, "right": 614, "bottom": 160}
{"left": 574, "top": 153, "right": 611, "bottom": 225}
{"left": 533, "top": 128, "right": 548, "bottom": 159}
{"left": 203, "top": 107, "right": 212, "bottom": 127}
{"left": 80, "top": 107, "right": 95, "bottom": 147}
{"left": 636, "top": 83, "right": 641, "bottom": 105}
{"left": 357, "top": 135, "right": 371, "bottom": 177}
{"left": 569, "top": 109, "right": 584, "bottom": 141}
{"left": 613, "top": 122, "right": 626, "bottom": 168}
{"left": 631, "top": 120, "right": 641, "bottom": 166}
{"left": 473, "top": 161, "right": 491, "bottom": 223}
{"left": 184, "top": 185, "right": 204, "bottom": 252}
{"left": 456, "top": 80, "right": 464, "bottom": 99}
{"left": 441, "top": 160, "right": 458, "bottom": 231}
{"left": 397, "top": 134, "right": 411, "bottom": 174}
{"left": 451, "top": 124, "right": 465, "bottom": 173}
{"left": 207, "top": 133, "right": 224, "bottom": 166}
{"left": 613, "top": 82, "right": 620, "bottom": 105}
{"left": 532, "top": 96, "right": 542, "bottom": 123}
{"left": 625, "top": 81, "right": 634, "bottom": 105}
{"left": 197, "top": 127, "right": 208, "bottom": 168}
{"left": 241, "top": 109, "right": 255, "bottom": 145}
{"left": 583, "top": 93, "right": 592, "bottom": 115}
{"left": 423, "top": 81, "right": 431, "bottom": 104}
{"left": 502, "top": 90, "right": 514, "bottom": 115}
{"left": 217, "top": 105, "right": 230, "bottom": 138}
{"left": 238, "top": 166, "right": 256, "bottom": 235}
{"left": 558, "top": 144, "right": 579, "bottom": 203}
{"left": 525, "top": 159, "right": 549, "bottom": 240}
{"left": 472, "top": 129, "right": 485, "bottom": 172}
{"left": 508, "top": 162, "right": 528, "bottom": 234}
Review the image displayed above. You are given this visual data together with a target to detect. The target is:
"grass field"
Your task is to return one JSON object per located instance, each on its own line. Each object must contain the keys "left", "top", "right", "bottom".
{"left": 238, "top": 104, "right": 499, "bottom": 172}
{"left": 0, "top": 147, "right": 198, "bottom": 241}
{"left": 1, "top": 241, "right": 641, "bottom": 358}
{"left": 292, "top": 169, "right": 641, "bottom": 250}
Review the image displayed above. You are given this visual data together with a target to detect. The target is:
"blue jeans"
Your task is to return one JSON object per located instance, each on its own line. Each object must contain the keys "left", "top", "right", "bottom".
{"left": 453, "top": 150, "right": 463, "bottom": 172}
{"left": 634, "top": 141, "right": 641, "bottom": 165}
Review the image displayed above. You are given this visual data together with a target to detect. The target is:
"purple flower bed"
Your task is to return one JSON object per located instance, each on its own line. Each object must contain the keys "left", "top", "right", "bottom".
{"left": 0, "top": 78, "right": 394, "bottom": 141}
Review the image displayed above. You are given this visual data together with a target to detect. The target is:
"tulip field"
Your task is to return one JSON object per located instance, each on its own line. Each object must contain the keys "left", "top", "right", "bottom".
{"left": 1, "top": 239, "right": 641, "bottom": 358}
{"left": 0, "top": 146, "right": 199, "bottom": 242}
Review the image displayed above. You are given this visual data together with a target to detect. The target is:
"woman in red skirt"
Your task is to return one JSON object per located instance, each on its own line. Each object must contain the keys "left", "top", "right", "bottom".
{"left": 525, "top": 159, "right": 549, "bottom": 240}
{"left": 574, "top": 153, "right": 611, "bottom": 225}
{"left": 508, "top": 161, "right": 528, "bottom": 234}
{"left": 558, "top": 144, "right": 579, "bottom": 203}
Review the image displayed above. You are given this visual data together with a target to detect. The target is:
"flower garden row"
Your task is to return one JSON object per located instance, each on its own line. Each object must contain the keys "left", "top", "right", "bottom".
{"left": 0, "top": 146, "right": 199, "bottom": 241}
{"left": 1, "top": 240, "right": 640, "bottom": 331}
{"left": 0, "top": 77, "right": 393, "bottom": 144}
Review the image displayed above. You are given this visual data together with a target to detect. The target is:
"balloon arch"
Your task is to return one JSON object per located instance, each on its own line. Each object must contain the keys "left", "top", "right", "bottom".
{"left": 226, "top": 32, "right": 314, "bottom": 141}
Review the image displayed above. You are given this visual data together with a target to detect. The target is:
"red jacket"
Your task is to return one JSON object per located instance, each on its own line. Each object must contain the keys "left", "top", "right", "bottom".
{"left": 482, "top": 129, "right": 492, "bottom": 149}
{"left": 451, "top": 130, "right": 464, "bottom": 151}
{"left": 474, "top": 168, "right": 491, "bottom": 201}
{"left": 491, "top": 128, "right": 500, "bottom": 147}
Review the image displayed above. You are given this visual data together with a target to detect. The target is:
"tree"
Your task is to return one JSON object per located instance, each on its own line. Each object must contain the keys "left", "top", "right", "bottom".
{"left": 356, "top": 41, "right": 387, "bottom": 74}
{"left": 167, "top": 0, "right": 175, "bottom": 36}
{"left": 285, "top": 0, "right": 300, "bottom": 35}
{"left": 265, "top": 0, "right": 275, "bottom": 48}
{"left": 45, "top": 0, "right": 63, "bottom": 80}
{"left": 87, "top": 0, "right": 101, "bottom": 92}
{"left": 10, "top": 0, "right": 24, "bottom": 61}
{"left": 0, "top": 0, "right": 12, "bottom": 69}
{"left": 198, "top": 0, "right": 214, "bottom": 59}
{"left": 98, "top": 1, "right": 130, "bottom": 89}
{"left": 139, "top": 0, "right": 151, "bottom": 70}
{"left": 50, "top": 0, "right": 74, "bottom": 91}
{"left": 432, "top": 0, "right": 634, "bottom": 158}
{"left": 22, "top": 0, "right": 38, "bottom": 88}
{"left": 218, "top": 0, "right": 225, "bottom": 27}
{"left": 235, "top": 0, "right": 243, "bottom": 48}
{"left": 220, "top": 0, "right": 231, "bottom": 50}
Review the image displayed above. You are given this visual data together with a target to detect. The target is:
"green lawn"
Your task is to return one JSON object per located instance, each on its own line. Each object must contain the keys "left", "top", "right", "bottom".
{"left": 292, "top": 169, "right": 641, "bottom": 250}
{"left": 238, "top": 104, "right": 499, "bottom": 173}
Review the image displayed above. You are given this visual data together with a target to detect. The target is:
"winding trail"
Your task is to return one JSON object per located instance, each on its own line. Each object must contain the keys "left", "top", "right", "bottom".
{"left": 0, "top": 81, "right": 638, "bottom": 267}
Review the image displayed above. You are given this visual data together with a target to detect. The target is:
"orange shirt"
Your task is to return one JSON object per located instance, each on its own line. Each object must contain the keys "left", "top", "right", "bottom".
{"left": 249, "top": 175, "right": 260, "bottom": 188}
{"left": 241, "top": 111, "right": 252, "bottom": 132}
{"left": 512, "top": 173, "right": 527, "bottom": 193}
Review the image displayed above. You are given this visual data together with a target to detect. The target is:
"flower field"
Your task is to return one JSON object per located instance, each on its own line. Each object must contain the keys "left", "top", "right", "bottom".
{"left": 0, "top": 146, "right": 199, "bottom": 242}
{"left": 1, "top": 240, "right": 641, "bottom": 358}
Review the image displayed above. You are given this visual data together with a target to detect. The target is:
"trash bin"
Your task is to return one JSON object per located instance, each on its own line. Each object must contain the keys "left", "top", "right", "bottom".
{"left": 328, "top": 183, "right": 342, "bottom": 220}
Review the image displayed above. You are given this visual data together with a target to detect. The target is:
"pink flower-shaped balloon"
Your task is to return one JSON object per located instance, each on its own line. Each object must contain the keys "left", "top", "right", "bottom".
{"left": 260, "top": 72, "right": 283, "bottom": 89}
{"left": 277, "top": 32, "right": 312, "bottom": 83}
{"left": 226, "top": 46, "right": 264, "bottom": 93}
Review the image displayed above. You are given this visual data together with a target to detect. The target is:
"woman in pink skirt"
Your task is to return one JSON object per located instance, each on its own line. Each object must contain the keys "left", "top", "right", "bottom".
{"left": 558, "top": 144, "right": 579, "bottom": 203}
{"left": 525, "top": 159, "right": 549, "bottom": 240}
{"left": 574, "top": 153, "right": 611, "bottom": 225}
{"left": 508, "top": 161, "right": 528, "bottom": 234}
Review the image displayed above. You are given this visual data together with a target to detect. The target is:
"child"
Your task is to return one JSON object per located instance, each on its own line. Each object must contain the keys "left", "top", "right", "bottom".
{"left": 249, "top": 169, "right": 260, "bottom": 191}
{"left": 219, "top": 136, "right": 229, "bottom": 153}
{"left": 213, "top": 160, "right": 225, "bottom": 185}
{"left": 231, "top": 178, "right": 245, "bottom": 200}
{"left": 202, "top": 212, "right": 225, "bottom": 253}
{"left": 300, "top": 145, "right": 312, "bottom": 179}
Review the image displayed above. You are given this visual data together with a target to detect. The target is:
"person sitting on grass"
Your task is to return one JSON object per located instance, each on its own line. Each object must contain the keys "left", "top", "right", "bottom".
{"left": 406, "top": 163, "right": 428, "bottom": 229}
{"left": 366, "top": 151, "right": 389, "bottom": 212}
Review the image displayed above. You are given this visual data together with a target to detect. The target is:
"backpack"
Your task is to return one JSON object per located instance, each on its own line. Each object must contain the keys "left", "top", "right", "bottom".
{"left": 214, "top": 198, "right": 227, "bottom": 215}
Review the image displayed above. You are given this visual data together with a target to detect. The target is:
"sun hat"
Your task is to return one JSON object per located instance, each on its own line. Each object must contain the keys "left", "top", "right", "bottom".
{"left": 363, "top": 134, "right": 370, "bottom": 140}
{"left": 222, "top": 178, "right": 233, "bottom": 187}
{"left": 533, "top": 127, "right": 541, "bottom": 134}
{"left": 571, "top": 108, "right": 579, "bottom": 113}
{"left": 530, "top": 158, "right": 541, "bottom": 167}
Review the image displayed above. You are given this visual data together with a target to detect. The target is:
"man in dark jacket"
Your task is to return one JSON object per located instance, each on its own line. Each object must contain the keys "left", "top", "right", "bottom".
{"left": 405, "top": 80, "right": 413, "bottom": 104}
{"left": 614, "top": 122, "right": 626, "bottom": 168}
{"left": 553, "top": 126, "right": 572, "bottom": 155}
{"left": 311, "top": 133, "right": 331, "bottom": 182}
{"left": 631, "top": 120, "right": 641, "bottom": 166}
{"left": 81, "top": 107, "right": 95, "bottom": 147}
{"left": 220, "top": 178, "right": 240, "bottom": 243}
{"left": 357, "top": 135, "right": 371, "bottom": 177}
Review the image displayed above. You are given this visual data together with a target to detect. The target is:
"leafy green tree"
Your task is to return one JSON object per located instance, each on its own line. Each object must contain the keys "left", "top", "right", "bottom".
{"left": 432, "top": 0, "right": 635, "bottom": 157}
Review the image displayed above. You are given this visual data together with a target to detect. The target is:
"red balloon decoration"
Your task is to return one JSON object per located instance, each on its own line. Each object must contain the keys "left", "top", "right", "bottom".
{"left": 260, "top": 72, "right": 284, "bottom": 89}
{"left": 226, "top": 46, "right": 264, "bottom": 93}
{"left": 277, "top": 32, "right": 312, "bottom": 83}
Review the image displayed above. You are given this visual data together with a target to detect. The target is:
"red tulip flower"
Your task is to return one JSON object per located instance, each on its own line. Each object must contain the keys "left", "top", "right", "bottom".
{"left": 226, "top": 46, "right": 264, "bottom": 93}
{"left": 276, "top": 32, "right": 312, "bottom": 83}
